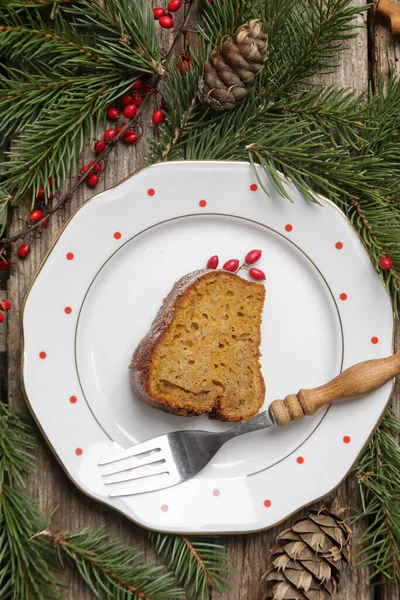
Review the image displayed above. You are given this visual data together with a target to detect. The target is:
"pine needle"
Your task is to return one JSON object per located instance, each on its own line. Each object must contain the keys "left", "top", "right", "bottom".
{"left": 0, "top": 403, "right": 62, "bottom": 599}
{"left": 354, "top": 409, "right": 400, "bottom": 583}
{"left": 35, "top": 527, "right": 186, "bottom": 600}
{"left": 151, "top": 532, "right": 232, "bottom": 599}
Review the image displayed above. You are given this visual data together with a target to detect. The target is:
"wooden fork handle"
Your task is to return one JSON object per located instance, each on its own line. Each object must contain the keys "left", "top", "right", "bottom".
{"left": 270, "top": 352, "right": 400, "bottom": 426}
{"left": 376, "top": 0, "right": 400, "bottom": 35}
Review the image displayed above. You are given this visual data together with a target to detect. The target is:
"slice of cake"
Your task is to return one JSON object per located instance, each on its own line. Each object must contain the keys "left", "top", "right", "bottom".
{"left": 129, "top": 269, "right": 265, "bottom": 421}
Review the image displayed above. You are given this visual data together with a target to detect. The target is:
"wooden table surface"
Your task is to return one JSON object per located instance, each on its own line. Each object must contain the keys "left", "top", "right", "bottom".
{"left": 3, "top": 2, "right": 400, "bottom": 599}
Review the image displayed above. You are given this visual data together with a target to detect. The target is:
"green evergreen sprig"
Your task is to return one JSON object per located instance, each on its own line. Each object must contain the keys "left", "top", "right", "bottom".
{"left": 0, "top": 403, "right": 62, "bottom": 599}
{"left": 0, "top": 0, "right": 162, "bottom": 204}
{"left": 35, "top": 527, "right": 186, "bottom": 600}
{"left": 354, "top": 409, "right": 400, "bottom": 583}
{"left": 151, "top": 532, "right": 232, "bottom": 599}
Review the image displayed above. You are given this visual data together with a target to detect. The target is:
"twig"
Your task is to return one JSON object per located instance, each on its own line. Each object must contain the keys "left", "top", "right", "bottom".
{"left": 159, "top": 95, "right": 197, "bottom": 162}
{"left": 0, "top": 0, "right": 199, "bottom": 249}
{"left": 181, "top": 536, "right": 215, "bottom": 587}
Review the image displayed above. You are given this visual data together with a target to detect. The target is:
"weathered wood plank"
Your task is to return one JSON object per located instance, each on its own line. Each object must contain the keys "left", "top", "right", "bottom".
{"left": 370, "top": 3, "right": 400, "bottom": 599}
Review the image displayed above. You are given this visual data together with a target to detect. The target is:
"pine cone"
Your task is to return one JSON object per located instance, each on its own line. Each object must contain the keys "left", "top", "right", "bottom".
{"left": 198, "top": 19, "right": 268, "bottom": 111}
{"left": 262, "top": 508, "right": 352, "bottom": 600}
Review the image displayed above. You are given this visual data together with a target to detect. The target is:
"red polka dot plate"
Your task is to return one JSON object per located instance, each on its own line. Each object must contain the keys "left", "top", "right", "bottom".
{"left": 21, "top": 162, "right": 395, "bottom": 534}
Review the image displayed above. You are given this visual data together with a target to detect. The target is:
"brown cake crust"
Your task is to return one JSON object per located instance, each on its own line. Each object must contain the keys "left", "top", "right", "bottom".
{"left": 129, "top": 269, "right": 265, "bottom": 420}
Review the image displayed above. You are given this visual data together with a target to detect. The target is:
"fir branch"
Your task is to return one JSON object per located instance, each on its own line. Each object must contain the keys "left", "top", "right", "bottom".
{"left": 35, "top": 527, "right": 185, "bottom": 600}
{"left": 354, "top": 409, "right": 400, "bottom": 582}
{"left": 151, "top": 532, "right": 232, "bottom": 600}
{"left": 0, "top": 402, "right": 62, "bottom": 600}
{"left": 262, "top": 0, "right": 367, "bottom": 98}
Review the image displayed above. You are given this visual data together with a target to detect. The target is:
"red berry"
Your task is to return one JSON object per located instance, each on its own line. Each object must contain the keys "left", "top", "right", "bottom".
{"left": 132, "top": 96, "right": 143, "bottom": 107}
{"left": 0, "top": 299, "right": 10, "bottom": 311}
{"left": 36, "top": 187, "right": 45, "bottom": 201}
{"left": 161, "top": 98, "right": 168, "bottom": 109}
{"left": 106, "top": 106, "right": 119, "bottom": 120}
{"left": 152, "top": 109, "right": 163, "bottom": 125}
{"left": 143, "top": 83, "right": 152, "bottom": 95}
{"left": 168, "top": 0, "right": 181, "bottom": 11}
{"left": 153, "top": 7, "right": 165, "bottom": 19}
{"left": 181, "top": 52, "right": 191, "bottom": 62}
{"left": 223, "top": 259, "right": 239, "bottom": 272}
{"left": 0, "top": 313, "right": 4, "bottom": 323}
{"left": 378, "top": 256, "right": 393, "bottom": 270}
{"left": 132, "top": 80, "right": 143, "bottom": 91}
{"left": 30, "top": 209, "right": 44, "bottom": 222}
{"left": 123, "top": 104, "right": 137, "bottom": 119}
{"left": 88, "top": 159, "right": 95, "bottom": 166}
{"left": 207, "top": 255, "right": 219, "bottom": 269}
{"left": 93, "top": 163, "right": 102, "bottom": 173}
{"left": 121, "top": 94, "right": 134, "bottom": 107}
{"left": 0, "top": 260, "right": 9, "bottom": 271}
{"left": 103, "top": 128, "right": 117, "bottom": 142}
{"left": 87, "top": 174, "right": 99, "bottom": 188}
{"left": 159, "top": 15, "right": 174, "bottom": 28}
{"left": 94, "top": 140, "right": 106, "bottom": 154}
{"left": 245, "top": 249, "right": 262, "bottom": 264}
{"left": 18, "top": 244, "right": 30, "bottom": 259}
{"left": 249, "top": 268, "right": 266, "bottom": 281}
{"left": 179, "top": 61, "right": 191, "bottom": 74}
{"left": 42, "top": 218, "right": 49, "bottom": 229}
{"left": 124, "top": 132, "right": 139, "bottom": 144}
{"left": 81, "top": 164, "right": 90, "bottom": 173}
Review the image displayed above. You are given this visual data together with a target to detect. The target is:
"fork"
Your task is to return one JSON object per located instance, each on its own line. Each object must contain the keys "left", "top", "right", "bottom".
{"left": 99, "top": 352, "right": 400, "bottom": 496}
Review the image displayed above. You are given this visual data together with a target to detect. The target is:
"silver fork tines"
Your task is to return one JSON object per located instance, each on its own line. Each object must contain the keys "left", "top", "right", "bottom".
{"left": 98, "top": 411, "right": 275, "bottom": 496}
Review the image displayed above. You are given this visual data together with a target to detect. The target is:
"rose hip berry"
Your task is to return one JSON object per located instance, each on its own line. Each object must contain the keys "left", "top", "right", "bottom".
{"left": 18, "top": 244, "right": 30, "bottom": 259}
{"left": 245, "top": 249, "right": 262, "bottom": 264}
{"left": 123, "top": 104, "right": 137, "bottom": 119}
{"left": 378, "top": 256, "right": 393, "bottom": 270}
{"left": 87, "top": 174, "right": 99, "bottom": 188}
{"left": 106, "top": 107, "right": 119, "bottom": 120}
{"left": 249, "top": 268, "right": 266, "bottom": 281}
{"left": 36, "top": 187, "right": 45, "bottom": 201}
{"left": 153, "top": 7, "right": 165, "bottom": 19}
{"left": 0, "top": 313, "right": 4, "bottom": 323}
{"left": 179, "top": 61, "right": 191, "bottom": 74}
{"left": 132, "top": 80, "right": 143, "bottom": 91}
{"left": 94, "top": 140, "right": 106, "bottom": 154}
{"left": 103, "top": 129, "right": 117, "bottom": 142}
{"left": 207, "top": 255, "right": 219, "bottom": 269}
{"left": 132, "top": 96, "right": 143, "bottom": 107}
{"left": 30, "top": 209, "right": 45, "bottom": 222}
{"left": 168, "top": 0, "right": 181, "bottom": 11}
{"left": 152, "top": 109, "right": 163, "bottom": 125}
{"left": 223, "top": 259, "right": 239, "bottom": 272}
{"left": 159, "top": 15, "right": 174, "bottom": 28}
{"left": 0, "top": 299, "right": 10, "bottom": 311}
{"left": 121, "top": 94, "right": 134, "bottom": 107}
{"left": 124, "top": 132, "right": 139, "bottom": 144}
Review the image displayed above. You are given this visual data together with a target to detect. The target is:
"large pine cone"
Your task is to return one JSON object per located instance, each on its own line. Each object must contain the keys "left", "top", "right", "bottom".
{"left": 262, "top": 508, "right": 352, "bottom": 600}
{"left": 198, "top": 19, "right": 268, "bottom": 111}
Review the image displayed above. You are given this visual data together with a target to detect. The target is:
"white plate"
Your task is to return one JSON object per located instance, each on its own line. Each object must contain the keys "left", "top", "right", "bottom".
{"left": 22, "top": 162, "right": 395, "bottom": 533}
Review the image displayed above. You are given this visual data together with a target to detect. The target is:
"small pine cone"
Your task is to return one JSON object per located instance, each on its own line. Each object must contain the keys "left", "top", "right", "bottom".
{"left": 198, "top": 19, "right": 268, "bottom": 111}
{"left": 261, "top": 508, "right": 352, "bottom": 600}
